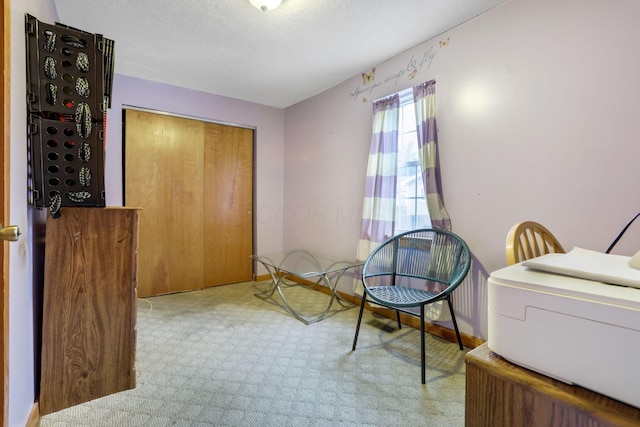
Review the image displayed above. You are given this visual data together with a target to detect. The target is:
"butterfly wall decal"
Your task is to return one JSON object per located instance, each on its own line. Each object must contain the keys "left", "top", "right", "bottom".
{"left": 362, "top": 68, "right": 375, "bottom": 85}
{"left": 439, "top": 37, "right": 450, "bottom": 48}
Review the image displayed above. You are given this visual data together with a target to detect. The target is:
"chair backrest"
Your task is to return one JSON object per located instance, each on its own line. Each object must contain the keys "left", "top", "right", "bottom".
{"left": 505, "top": 220, "right": 565, "bottom": 265}
{"left": 362, "top": 228, "right": 471, "bottom": 300}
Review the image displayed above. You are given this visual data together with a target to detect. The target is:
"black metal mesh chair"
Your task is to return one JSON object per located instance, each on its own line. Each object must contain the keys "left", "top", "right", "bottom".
{"left": 352, "top": 228, "right": 471, "bottom": 383}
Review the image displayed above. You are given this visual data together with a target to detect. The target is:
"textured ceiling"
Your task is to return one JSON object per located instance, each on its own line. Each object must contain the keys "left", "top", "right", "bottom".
{"left": 52, "top": 0, "right": 503, "bottom": 108}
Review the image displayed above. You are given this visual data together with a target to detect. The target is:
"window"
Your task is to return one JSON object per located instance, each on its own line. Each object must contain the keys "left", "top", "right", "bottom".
{"left": 395, "top": 89, "right": 431, "bottom": 234}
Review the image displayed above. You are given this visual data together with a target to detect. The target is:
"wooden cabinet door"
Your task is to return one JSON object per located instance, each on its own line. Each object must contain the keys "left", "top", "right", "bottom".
{"left": 40, "top": 208, "right": 139, "bottom": 415}
{"left": 125, "top": 109, "right": 253, "bottom": 297}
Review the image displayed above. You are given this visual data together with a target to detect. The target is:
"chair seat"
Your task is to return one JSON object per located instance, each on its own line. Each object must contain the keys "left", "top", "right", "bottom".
{"left": 368, "top": 286, "right": 437, "bottom": 307}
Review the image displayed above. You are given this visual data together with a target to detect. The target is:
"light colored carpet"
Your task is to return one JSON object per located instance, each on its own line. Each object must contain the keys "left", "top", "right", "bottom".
{"left": 39, "top": 280, "right": 468, "bottom": 426}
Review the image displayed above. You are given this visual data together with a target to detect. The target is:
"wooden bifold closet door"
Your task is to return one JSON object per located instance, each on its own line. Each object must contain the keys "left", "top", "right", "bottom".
{"left": 124, "top": 109, "right": 253, "bottom": 297}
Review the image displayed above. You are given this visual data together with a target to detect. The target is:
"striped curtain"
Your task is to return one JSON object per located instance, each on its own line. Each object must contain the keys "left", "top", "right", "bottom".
{"left": 355, "top": 94, "right": 400, "bottom": 263}
{"left": 413, "top": 80, "right": 451, "bottom": 230}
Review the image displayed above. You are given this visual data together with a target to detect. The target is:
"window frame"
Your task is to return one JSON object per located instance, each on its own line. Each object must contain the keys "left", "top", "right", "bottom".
{"left": 395, "top": 88, "right": 431, "bottom": 234}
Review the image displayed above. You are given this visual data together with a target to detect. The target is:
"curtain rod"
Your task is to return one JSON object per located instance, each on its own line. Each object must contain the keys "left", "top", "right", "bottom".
{"left": 372, "top": 79, "right": 436, "bottom": 104}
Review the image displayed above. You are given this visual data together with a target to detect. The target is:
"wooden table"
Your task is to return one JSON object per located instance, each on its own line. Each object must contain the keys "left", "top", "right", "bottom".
{"left": 465, "top": 343, "right": 640, "bottom": 427}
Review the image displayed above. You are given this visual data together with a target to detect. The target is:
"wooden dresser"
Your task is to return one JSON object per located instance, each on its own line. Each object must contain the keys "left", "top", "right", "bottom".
{"left": 40, "top": 207, "right": 140, "bottom": 415}
{"left": 465, "top": 343, "right": 640, "bottom": 427}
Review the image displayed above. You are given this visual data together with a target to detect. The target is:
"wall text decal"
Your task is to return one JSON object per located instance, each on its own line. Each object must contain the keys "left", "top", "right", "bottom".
{"left": 350, "top": 44, "right": 439, "bottom": 103}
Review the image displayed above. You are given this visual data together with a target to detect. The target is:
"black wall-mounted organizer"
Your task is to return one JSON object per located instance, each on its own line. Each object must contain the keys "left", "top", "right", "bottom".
{"left": 25, "top": 14, "right": 114, "bottom": 216}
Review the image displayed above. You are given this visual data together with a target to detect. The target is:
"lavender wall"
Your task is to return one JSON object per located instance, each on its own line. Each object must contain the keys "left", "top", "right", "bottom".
{"left": 105, "top": 74, "right": 286, "bottom": 258}
{"left": 284, "top": 0, "right": 640, "bottom": 340}
{"left": 9, "top": 1, "right": 58, "bottom": 425}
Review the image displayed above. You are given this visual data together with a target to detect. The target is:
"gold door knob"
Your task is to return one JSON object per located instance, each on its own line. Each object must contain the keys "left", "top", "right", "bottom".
{"left": 0, "top": 223, "right": 21, "bottom": 242}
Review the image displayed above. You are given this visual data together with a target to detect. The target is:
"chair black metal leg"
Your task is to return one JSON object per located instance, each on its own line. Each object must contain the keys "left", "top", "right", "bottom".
{"left": 420, "top": 307, "right": 426, "bottom": 384}
{"left": 395, "top": 310, "right": 402, "bottom": 329}
{"left": 447, "top": 296, "right": 463, "bottom": 350}
{"left": 352, "top": 294, "right": 367, "bottom": 351}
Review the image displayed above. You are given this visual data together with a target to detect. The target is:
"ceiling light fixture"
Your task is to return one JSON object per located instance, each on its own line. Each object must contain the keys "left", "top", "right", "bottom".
{"left": 249, "top": 0, "right": 282, "bottom": 12}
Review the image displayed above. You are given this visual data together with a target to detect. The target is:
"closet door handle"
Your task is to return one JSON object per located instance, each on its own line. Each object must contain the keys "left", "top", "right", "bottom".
{"left": 0, "top": 223, "right": 21, "bottom": 242}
